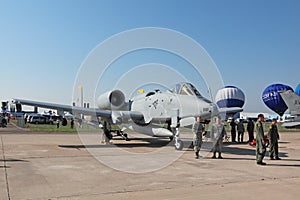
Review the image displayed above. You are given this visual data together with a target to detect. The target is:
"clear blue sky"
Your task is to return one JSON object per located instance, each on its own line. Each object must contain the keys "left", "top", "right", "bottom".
{"left": 1, "top": 0, "right": 299, "bottom": 113}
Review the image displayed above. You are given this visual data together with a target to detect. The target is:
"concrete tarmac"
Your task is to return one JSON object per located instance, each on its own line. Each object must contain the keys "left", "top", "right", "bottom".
{"left": 0, "top": 123, "right": 300, "bottom": 200}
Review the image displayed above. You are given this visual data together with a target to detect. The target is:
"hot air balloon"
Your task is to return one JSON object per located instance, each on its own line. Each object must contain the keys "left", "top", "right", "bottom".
{"left": 262, "top": 83, "right": 294, "bottom": 116}
{"left": 215, "top": 86, "right": 245, "bottom": 108}
{"left": 295, "top": 84, "right": 300, "bottom": 96}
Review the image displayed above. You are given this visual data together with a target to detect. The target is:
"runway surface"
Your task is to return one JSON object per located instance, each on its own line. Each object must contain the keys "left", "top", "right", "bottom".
{"left": 0, "top": 123, "right": 300, "bottom": 200}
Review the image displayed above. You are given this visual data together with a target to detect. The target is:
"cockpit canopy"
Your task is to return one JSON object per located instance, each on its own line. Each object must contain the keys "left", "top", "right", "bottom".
{"left": 170, "top": 82, "right": 212, "bottom": 103}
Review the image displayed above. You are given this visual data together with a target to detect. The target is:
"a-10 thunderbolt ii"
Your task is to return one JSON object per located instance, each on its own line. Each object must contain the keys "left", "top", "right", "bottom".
{"left": 13, "top": 82, "right": 242, "bottom": 150}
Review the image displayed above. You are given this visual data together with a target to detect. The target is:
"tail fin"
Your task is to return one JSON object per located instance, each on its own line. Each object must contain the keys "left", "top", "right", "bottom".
{"left": 279, "top": 90, "right": 300, "bottom": 116}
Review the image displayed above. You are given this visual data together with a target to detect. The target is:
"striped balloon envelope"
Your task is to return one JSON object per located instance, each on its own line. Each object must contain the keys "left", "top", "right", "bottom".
{"left": 215, "top": 86, "right": 245, "bottom": 108}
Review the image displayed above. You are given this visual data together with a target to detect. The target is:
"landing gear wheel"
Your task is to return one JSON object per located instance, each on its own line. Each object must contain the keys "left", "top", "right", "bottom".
{"left": 175, "top": 140, "right": 183, "bottom": 150}
{"left": 123, "top": 133, "right": 130, "bottom": 141}
{"left": 169, "top": 136, "right": 174, "bottom": 142}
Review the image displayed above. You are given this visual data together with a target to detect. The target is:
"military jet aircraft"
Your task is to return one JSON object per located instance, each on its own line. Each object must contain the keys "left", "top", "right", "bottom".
{"left": 13, "top": 82, "right": 242, "bottom": 150}
{"left": 280, "top": 90, "right": 300, "bottom": 128}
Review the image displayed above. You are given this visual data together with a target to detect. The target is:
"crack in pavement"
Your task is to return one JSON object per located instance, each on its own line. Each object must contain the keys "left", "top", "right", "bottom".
{"left": 1, "top": 136, "right": 10, "bottom": 200}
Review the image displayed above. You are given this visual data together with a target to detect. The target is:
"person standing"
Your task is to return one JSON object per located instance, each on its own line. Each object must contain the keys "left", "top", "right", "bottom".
{"left": 70, "top": 118, "right": 74, "bottom": 129}
{"left": 237, "top": 120, "right": 245, "bottom": 143}
{"left": 268, "top": 119, "right": 281, "bottom": 160}
{"left": 256, "top": 114, "right": 267, "bottom": 165}
{"left": 211, "top": 116, "right": 227, "bottom": 159}
{"left": 78, "top": 118, "right": 83, "bottom": 128}
{"left": 230, "top": 120, "right": 237, "bottom": 143}
{"left": 56, "top": 120, "right": 60, "bottom": 129}
{"left": 247, "top": 119, "right": 255, "bottom": 142}
{"left": 192, "top": 116, "right": 204, "bottom": 159}
{"left": 1, "top": 117, "right": 7, "bottom": 128}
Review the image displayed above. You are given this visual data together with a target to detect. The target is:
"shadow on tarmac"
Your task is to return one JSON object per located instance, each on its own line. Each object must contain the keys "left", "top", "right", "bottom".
{"left": 0, "top": 166, "right": 10, "bottom": 168}
{"left": 58, "top": 140, "right": 296, "bottom": 163}
{"left": 59, "top": 138, "right": 172, "bottom": 149}
{"left": 0, "top": 159, "right": 28, "bottom": 162}
{"left": 223, "top": 146, "right": 256, "bottom": 156}
{"left": 267, "top": 163, "right": 300, "bottom": 167}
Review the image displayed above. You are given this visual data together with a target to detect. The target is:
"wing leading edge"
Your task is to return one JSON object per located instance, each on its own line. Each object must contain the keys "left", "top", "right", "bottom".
{"left": 12, "top": 99, "right": 144, "bottom": 122}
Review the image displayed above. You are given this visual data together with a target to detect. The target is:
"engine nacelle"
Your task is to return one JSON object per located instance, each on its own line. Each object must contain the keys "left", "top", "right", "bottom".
{"left": 97, "top": 90, "right": 126, "bottom": 110}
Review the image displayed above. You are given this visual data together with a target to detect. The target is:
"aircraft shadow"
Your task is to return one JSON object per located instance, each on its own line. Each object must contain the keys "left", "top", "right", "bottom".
{"left": 115, "top": 142, "right": 171, "bottom": 148}
{"left": 58, "top": 138, "right": 173, "bottom": 149}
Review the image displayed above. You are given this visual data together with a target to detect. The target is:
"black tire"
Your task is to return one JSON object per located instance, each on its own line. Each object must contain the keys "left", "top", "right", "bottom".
{"left": 61, "top": 118, "right": 68, "bottom": 126}
{"left": 175, "top": 140, "right": 184, "bottom": 150}
{"left": 124, "top": 133, "right": 130, "bottom": 141}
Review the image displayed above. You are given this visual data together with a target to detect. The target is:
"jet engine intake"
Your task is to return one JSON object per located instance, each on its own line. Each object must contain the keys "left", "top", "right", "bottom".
{"left": 97, "top": 90, "right": 126, "bottom": 110}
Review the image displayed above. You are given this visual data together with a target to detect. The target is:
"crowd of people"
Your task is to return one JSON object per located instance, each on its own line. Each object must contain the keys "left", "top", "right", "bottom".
{"left": 192, "top": 114, "right": 281, "bottom": 165}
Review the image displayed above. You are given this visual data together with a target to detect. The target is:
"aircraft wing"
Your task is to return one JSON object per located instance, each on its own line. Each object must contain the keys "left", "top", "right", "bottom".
{"left": 12, "top": 99, "right": 144, "bottom": 122}
{"left": 218, "top": 107, "right": 243, "bottom": 115}
{"left": 178, "top": 107, "right": 243, "bottom": 123}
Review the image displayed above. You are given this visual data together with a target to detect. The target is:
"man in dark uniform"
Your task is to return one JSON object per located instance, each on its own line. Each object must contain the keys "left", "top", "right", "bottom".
{"left": 237, "top": 120, "right": 245, "bottom": 143}
{"left": 230, "top": 120, "right": 237, "bottom": 143}
{"left": 247, "top": 119, "right": 255, "bottom": 142}
{"left": 192, "top": 116, "right": 204, "bottom": 159}
{"left": 70, "top": 118, "right": 74, "bottom": 129}
{"left": 268, "top": 119, "right": 281, "bottom": 160}
{"left": 256, "top": 114, "right": 267, "bottom": 165}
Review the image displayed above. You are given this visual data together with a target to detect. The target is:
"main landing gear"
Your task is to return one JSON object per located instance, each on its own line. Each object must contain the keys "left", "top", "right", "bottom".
{"left": 102, "top": 121, "right": 130, "bottom": 142}
{"left": 114, "top": 130, "right": 130, "bottom": 141}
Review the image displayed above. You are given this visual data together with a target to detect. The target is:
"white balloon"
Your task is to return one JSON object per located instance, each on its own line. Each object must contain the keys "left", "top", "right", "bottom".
{"left": 215, "top": 86, "right": 245, "bottom": 108}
